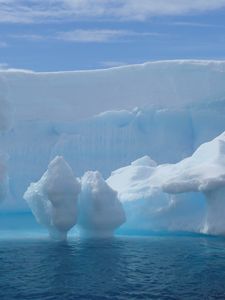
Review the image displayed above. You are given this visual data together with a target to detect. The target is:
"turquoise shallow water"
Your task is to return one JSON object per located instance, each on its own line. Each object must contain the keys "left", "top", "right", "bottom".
{"left": 1, "top": 235, "right": 225, "bottom": 300}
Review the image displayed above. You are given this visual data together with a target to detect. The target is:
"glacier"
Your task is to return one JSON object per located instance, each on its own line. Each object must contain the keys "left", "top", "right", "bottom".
{"left": 1, "top": 59, "right": 225, "bottom": 236}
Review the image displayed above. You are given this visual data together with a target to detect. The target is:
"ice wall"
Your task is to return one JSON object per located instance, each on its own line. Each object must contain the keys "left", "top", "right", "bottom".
{"left": 1, "top": 60, "right": 225, "bottom": 210}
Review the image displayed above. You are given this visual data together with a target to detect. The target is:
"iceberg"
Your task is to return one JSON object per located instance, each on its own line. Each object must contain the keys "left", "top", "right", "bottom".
{"left": 1, "top": 60, "right": 225, "bottom": 208}
{"left": 0, "top": 59, "right": 225, "bottom": 233}
{"left": 24, "top": 162, "right": 125, "bottom": 238}
{"left": 24, "top": 156, "right": 81, "bottom": 240}
{"left": 78, "top": 171, "right": 126, "bottom": 237}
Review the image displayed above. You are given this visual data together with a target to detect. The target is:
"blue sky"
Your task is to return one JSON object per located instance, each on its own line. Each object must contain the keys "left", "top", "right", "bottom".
{"left": 0, "top": 0, "right": 225, "bottom": 71}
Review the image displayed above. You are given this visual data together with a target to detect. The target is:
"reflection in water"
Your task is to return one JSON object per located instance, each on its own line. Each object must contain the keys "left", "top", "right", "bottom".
{"left": 1, "top": 236, "right": 225, "bottom": 299}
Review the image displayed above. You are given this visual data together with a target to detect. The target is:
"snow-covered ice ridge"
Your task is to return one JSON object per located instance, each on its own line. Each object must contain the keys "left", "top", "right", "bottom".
{"left": 1, "top": 60, "right": 225, "bottom": 210}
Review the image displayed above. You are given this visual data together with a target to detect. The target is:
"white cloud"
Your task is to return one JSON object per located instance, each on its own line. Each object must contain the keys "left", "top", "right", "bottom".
{"left": 0, "top": 0, "right": 225, "bottom": 23}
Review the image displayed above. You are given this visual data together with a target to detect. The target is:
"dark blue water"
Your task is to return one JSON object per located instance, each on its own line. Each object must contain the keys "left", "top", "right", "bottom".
{"left": 1, "top": 236, "right": 225, "bottom": 300}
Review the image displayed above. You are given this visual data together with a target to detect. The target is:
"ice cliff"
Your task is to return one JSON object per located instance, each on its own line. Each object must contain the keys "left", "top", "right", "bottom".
{"left": 1, "top": 60, "right": 225, "bottom": 236}
{"left": 1, "top": 60, "right": 225, "bottom": 209}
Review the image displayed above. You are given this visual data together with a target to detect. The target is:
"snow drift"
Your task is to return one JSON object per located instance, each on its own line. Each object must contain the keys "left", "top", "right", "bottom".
{"left": 24, "top": 156, "right": 81, "bottom": 240}
{"left": 78, "top": 171, "right": 126, "bottom": 237}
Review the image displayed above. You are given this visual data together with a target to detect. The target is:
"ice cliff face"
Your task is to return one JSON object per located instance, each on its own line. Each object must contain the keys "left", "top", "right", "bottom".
{"left": 1, "top": 60, "right": 225, "bottom": 214}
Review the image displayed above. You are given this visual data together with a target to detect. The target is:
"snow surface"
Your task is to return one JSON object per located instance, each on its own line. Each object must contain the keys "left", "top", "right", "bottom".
{"left": 24, "top": 156, "right": 81, "bottom": 240}
{"left": 78, "top": 171, "right": 125, "bottom": 237}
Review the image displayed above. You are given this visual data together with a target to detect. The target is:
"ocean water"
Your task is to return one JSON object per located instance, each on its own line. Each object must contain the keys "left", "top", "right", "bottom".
{"left": 1, "top": 234, "right": 225, "bottom": 300}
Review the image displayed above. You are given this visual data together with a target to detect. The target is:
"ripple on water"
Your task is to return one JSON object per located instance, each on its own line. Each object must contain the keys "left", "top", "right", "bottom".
{"left": 1, "top": 236, "right": 225, "bottom": 300}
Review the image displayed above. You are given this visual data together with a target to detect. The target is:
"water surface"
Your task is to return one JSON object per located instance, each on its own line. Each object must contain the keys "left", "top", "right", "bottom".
{"left": 1, "top": 235, "right": 225, "bottom": 299}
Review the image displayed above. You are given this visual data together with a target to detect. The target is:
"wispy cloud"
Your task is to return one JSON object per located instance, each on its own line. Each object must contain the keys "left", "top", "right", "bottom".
{"left": 57, "top": 29, "right": 129, "bottom": 43}
{"left": 56, "top": 29, "right": 159, "bottom": 43}
{"left": 166, "top": 21, "right": 225, "bottom": 28}
{"left": 0, "top": 0, "right": 225, "bottom": 23}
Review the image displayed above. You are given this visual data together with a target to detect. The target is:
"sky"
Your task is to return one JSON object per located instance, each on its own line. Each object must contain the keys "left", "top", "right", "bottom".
{"left": 0, "top": 0, "right": 225, "bottom": 71}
